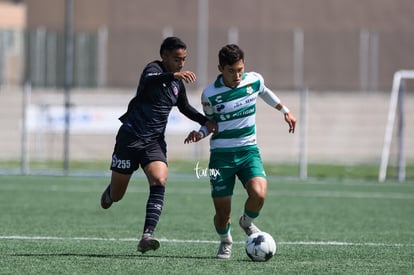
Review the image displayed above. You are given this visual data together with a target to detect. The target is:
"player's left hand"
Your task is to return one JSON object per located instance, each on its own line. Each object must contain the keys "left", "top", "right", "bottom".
{"left": 284, "top": 113, "right": 296, "bottom": 133}
{"left": 174, "top": 71, "right": 197, "bottom": 83}
{"left": 184, "top": 130, "right": 203, "bottom": 144}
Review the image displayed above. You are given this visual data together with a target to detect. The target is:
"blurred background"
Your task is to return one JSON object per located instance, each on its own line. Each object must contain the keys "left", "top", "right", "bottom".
{"left": 0, "top": 0, "right": 413, "bottom": 180}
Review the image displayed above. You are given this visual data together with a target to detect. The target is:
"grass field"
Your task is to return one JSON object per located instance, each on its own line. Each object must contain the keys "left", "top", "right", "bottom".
{"left": 2, "top": 159, "right": 414, "bottom": 181}
{"left": 1, "top": 172, "right": 414, "bottom": 274}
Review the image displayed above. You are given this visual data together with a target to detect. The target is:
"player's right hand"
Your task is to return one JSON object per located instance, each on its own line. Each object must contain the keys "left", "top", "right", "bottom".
{"left": 184, "top": 130, "right": 203, "bottom": 144}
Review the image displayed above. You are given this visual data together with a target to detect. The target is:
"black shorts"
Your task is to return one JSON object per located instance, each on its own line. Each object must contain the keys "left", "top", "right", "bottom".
{"left": 110, "top": 124, "right": 167, "bottom": 174}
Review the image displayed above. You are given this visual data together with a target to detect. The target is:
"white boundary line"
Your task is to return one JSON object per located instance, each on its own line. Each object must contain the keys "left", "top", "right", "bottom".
{"left": 1, "top": 235, "right": 413, "bottom": 247}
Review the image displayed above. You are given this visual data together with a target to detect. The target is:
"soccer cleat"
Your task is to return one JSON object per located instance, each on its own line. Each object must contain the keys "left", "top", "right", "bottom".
{"left": 137, "top": 237, "right": 160, "bottom": 254}
{"left": 216, "top": 241, "right": 232, "bottom": 259}
{"left": 100, "top": 186, "right": 113, "bottom": 209}
{"left": 239, "top": 216, "right": 261, "bottom": 236}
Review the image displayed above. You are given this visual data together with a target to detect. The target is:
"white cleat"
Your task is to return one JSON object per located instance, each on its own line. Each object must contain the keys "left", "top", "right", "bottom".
{"left": 216, "top": 241, "right": 232, "bottom": 259}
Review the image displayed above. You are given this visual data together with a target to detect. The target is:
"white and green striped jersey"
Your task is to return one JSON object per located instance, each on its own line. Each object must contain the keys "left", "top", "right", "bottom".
{"left": 201, "top": 72, "right": 279, "bottom": 152}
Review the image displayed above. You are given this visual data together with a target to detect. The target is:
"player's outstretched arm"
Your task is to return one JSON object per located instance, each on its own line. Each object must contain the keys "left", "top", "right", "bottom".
{"left": 259, "top": 86, "right": 297, "bottom": 133}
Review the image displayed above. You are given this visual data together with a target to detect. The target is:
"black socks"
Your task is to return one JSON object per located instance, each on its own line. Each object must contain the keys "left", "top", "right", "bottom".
{"left": 143, "top": 185, "right": 165, "bottom": 236}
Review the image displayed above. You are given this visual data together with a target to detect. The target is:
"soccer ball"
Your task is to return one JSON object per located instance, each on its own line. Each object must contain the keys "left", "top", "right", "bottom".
{"left": 245, "top": 232, "right": 276, "bottom": 262}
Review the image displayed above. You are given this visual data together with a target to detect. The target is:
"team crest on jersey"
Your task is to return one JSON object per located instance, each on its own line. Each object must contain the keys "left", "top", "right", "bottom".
{"left": 246, "top": 85, "right": 253, "bottom": 94}
{"left": 216, "top": 104, "right": 225, "bottom": 112}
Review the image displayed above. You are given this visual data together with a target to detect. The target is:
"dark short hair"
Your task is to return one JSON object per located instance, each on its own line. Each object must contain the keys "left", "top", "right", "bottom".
{"left": 218, "top": 44, "right": 244, "bottom": 67}
{"left": 160, "top": 37, "right": 187, "bottom": 56}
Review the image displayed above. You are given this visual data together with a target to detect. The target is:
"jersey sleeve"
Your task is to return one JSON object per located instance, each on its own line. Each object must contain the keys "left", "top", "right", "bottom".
{"left": 249, "top": 72, "right": 266, "bottom": 94}
{"left": 253, "top": 71, "right": 281, "bottom": 108}
{"left": 201, "top": 91, "right": 214, "bottom": 120}
{"left": 141, "top": 62, "right": 174, "bottom": 85}
{"left": 195, "top": 91, "right": 214, "bottom": 137}
{"left": 259, "top": 87, "right": 281, "bottom": 108}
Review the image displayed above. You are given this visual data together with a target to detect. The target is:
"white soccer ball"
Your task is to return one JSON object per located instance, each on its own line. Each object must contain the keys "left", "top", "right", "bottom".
{"left": 245, "top": 231, "right": 277, "bottom": 262}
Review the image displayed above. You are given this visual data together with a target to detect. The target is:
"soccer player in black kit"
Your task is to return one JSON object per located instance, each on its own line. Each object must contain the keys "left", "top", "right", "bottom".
{"left": 100, "top": 37, "right": 216, "bottom": 253}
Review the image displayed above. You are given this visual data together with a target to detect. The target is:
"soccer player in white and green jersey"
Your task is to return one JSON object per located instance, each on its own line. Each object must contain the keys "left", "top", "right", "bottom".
{"left": 185, "top": 44, "right": 296, "bottom": 259}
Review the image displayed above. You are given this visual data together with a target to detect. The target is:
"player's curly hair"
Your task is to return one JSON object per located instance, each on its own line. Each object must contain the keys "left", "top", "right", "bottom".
{"left": 160, "top": 37, "right": 187, "bottom": 57}
{"left": 218, "top": 44, "right": 244, "bottom": 67}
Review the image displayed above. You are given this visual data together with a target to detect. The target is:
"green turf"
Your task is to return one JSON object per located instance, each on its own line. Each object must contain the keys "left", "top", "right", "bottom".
{"left": 1, "top": 159, "right": 414, "bottom": 181}
{"left": 0, "top": 174, "right": 413, "bottom": 274}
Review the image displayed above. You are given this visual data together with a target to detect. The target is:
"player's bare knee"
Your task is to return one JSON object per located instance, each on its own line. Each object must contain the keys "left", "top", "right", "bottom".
{"left": 250, "top": 193, "right": 265, "bottom": 206}
{"left": 248, "top": 186, "right": 266, "bottom": 200}
{"left": 149, "top": 177, "right": 167, "bottom": 186}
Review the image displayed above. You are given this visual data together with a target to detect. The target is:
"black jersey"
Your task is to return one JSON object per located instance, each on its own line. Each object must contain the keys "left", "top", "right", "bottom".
{"left": 119, "top": 60, "right": 207, "bottom": 143}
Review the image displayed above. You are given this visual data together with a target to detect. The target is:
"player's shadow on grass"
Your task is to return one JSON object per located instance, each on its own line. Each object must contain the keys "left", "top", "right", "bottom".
{"left": 10, "top": 253, "right": 218, "bottom": 260}
{"left": 11, "top": 253, "right": 139, "bottom": 258}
